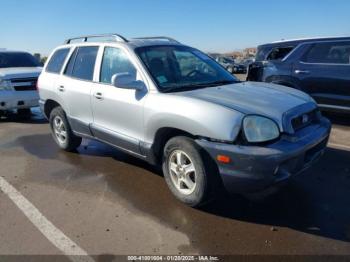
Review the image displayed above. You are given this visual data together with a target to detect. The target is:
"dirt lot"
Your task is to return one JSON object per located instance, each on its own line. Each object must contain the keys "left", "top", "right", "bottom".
{"left": 0, "top": 103, "right": 350, "bottom": 260}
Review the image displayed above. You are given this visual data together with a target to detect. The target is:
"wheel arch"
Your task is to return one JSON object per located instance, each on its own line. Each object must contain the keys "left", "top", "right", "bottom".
{"left": 144, "top": 127, "right": 197, "bottom": 165}
{"left": 44, "top": 99, "right": 62, "bottom": 119}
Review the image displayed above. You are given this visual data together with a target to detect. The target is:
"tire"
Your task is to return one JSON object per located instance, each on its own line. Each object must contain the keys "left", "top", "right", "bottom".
{"left": 162, "top": 136, "right": 217, "bottom": 207}
{"left": 17, "top": 108, "right": 31, "bottom": 119}
{"left": 227, "top": 67, "right": 233, "bottom": 74}
{"left": 49, "top": 107, "right": 82, "bottom": 151}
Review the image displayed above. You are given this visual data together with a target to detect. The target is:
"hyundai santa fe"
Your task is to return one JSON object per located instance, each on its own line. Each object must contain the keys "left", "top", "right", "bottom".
{"left": 38, "top": 34, "right": 331, "bottom": 207}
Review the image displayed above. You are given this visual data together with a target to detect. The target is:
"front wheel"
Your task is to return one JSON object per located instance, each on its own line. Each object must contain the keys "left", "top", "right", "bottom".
{"left": 162, "top": 136, "right": 215, "bottom": 207}
{"left": 49, "top": 107, "right": 82, "bottom": 151}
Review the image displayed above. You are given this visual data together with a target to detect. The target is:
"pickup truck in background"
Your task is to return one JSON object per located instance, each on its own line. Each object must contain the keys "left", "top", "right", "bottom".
{"left": 0, "top": 50, "right": 42, "bottom": 118}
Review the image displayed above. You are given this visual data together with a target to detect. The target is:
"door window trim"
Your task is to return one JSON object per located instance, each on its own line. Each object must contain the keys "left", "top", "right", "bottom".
{"left": 95, "top": 44, "right": 149, "bottom": 90}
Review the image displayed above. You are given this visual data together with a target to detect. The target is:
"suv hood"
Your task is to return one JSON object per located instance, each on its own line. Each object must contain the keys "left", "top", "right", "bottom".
{"left": 176, "top": 81, "right": 314, "bottom": 124}
{"left": 0, "top": 67, "right": 42, "bottom": 79}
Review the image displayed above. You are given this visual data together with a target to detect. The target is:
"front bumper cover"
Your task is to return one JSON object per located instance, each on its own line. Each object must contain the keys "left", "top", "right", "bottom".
{"left": 0, "top": 90, "right": 39, "bottom": 110}
{"left": 196, "top": 117, "right": 331, "bottom": 194}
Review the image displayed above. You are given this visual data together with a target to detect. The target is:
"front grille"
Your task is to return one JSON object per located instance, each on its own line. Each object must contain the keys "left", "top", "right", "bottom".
{"left": 10, "top": 77, "right": 37, "bottom": 91}
{"left": 291, "top": 109, "right": 319, "bottom": 131}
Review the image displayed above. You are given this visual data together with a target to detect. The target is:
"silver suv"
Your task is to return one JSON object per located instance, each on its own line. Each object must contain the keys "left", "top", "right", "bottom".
{"left": 38, "top": 34, "right": 331, "bottom": 207}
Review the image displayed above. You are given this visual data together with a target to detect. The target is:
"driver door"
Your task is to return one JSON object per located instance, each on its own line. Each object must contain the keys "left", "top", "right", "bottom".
{"left": 91, "top": 46, "right": 147, "bottom": 155}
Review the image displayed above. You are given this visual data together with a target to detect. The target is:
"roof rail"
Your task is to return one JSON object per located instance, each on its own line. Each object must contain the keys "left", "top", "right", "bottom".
{"left": 131, "top": 36, "right": 180, "bottom": 44}
{"left": 64, "top": 34, "right": 128, "bottom": 44}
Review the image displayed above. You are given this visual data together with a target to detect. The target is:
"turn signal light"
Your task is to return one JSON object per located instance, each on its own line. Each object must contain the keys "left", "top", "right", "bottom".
{"left": 217, "top": 155, "right": 231, "bottom": 164}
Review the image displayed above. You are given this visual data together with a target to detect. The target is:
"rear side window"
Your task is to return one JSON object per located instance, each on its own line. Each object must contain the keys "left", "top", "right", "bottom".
{"left": 46, "top": 48, "right": 70, "bottom": 73}
{"left": 266, "top": 46, "right": 294, "bottom": 60}
{"left": 255, "top": 46, "right": 271, "bottom": 61}
{"left": 302, "top": 41, "right": 350, "bottom": 64}
{"left": 65, "top": 46, "right": 99, "bottom": 81}
{"left": 64, "top": 48, "right": 78, "bottom": 75}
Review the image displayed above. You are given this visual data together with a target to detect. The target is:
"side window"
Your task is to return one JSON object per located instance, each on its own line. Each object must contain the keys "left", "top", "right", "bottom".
{"left": 64, "top": 48, "right": 78, "bottom": 75}
{"left": 139, "top": 49, "right": 175, "bottom": 83}
{"left": 302, "top": 42, "right": 350, "bottom": 64}
{"left": 267, "top": 46, "right": 294, "bottom": 60}
{"left": 65, "top": 46, "right": 99, "bottom": 81}
{"left": 46, "top": 48, "right": 70, "bottom": 74}
{"left": 100, "top": 47, "right": 137, "bottom": 84}
{"left": 256, "top": 46, "right": 272, "bottom": 61}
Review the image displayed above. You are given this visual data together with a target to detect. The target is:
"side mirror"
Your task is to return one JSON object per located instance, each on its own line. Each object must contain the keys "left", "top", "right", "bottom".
{"left": 111, "top": 73, "right": 144, "bottom": 90}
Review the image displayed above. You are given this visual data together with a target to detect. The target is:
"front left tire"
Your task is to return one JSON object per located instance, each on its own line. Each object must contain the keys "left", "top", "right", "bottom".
{"left": 162, "top": 136, "right": 217, "bottom": 207}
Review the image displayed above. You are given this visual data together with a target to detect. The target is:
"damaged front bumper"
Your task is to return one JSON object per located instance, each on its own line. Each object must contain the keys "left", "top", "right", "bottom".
{"left": 196, "top": 117, "right": 331, "bottom": 194}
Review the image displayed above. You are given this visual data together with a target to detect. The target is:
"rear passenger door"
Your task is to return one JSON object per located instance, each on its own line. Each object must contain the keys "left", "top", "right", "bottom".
{"left": 57, "top": 46, "right": 99, "bottom": 135}
{"left": 294, "top": 41, "right": 350, "bottom": 109}
{"left": 39, "top": 47, "right": 71, "bottom": 107}
{"left": 91, "top": 46, "right": 147, "bottom": 155}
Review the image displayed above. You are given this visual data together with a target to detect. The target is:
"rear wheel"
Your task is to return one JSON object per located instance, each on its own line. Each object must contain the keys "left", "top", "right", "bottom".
{"left": 49, "top": 107, "right": 82, "bottom": 151}
{"left": 162, "top": 136, "right": 216, "bottom": 207}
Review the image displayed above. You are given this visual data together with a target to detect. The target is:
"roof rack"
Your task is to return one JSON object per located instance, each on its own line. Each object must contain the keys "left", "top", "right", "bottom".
{"left": 64, "top": 34, "right": 128, "bottom": 44}
{"left": 131, "top": 36, "right": 180, "bottom": 44}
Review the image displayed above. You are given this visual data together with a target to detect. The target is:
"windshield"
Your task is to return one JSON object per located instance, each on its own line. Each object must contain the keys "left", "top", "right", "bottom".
{"left": 0, "top": 52, "right": 40, "bottom": 68}
{"left": 136, "top": 45, "right": 239, "bottom": 92}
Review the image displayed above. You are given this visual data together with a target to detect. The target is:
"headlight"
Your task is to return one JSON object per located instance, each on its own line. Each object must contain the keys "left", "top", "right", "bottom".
{"left": 243, "top": 115, "right": 280, "bottom": 143}
{"left": 0, "top": 79, "right": 13, "bottom": 91}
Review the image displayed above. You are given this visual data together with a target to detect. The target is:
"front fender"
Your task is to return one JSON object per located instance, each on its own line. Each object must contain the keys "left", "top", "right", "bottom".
{"left": 143, "top": 93, "right": 244, "bottom": 144}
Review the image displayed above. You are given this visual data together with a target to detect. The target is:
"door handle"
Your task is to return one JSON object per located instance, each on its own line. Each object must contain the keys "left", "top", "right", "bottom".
{"left": 294, "top": 70, "right": 310, "bottom": 75}
{"left": 58, "top": 85, "right": 65, "bottom": 92}
{"left": 94, "top": 92, "right": 103, "bottom": 100}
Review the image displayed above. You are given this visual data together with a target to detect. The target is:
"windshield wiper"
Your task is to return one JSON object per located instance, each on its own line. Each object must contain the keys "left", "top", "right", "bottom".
{"left": 182, "top": 80, "right": 238, "bottom": 89}
{"left": 161, "top": 80, "right": 239, "bottom": 93}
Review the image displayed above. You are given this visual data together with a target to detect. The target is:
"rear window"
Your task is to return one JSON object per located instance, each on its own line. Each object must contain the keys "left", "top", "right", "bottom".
{"left": 46, "top": 48, "right": 70, "bottom": 73}
{"left": 64, "top": 46, "right": 99, "bottom": 81}
{"left": 302, "top": 41, "right": 350, "bottom": 64}
{"left": 266, "top": 46, "right": 294, "bottom": 60}
{"left": 0, "top": 52, "right": 40, "bottom": 68}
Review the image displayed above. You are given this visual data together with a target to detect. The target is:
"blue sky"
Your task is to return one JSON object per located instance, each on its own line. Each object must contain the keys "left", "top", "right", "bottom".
{"left": 1, "top": 0, "right": 349, "bottom": 55}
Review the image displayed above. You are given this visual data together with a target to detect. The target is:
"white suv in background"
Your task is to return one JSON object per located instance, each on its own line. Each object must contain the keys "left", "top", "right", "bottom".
{"left": 0, "top": 50, "right": 42, "bottom": 117}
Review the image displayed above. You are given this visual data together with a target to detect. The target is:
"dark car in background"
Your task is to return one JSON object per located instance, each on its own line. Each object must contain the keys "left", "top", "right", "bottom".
{"left": 247, "top": 36, "right": 350, "bottom": 113}
{"left": 216, "top": 56, "right": 247, "bottom": 74}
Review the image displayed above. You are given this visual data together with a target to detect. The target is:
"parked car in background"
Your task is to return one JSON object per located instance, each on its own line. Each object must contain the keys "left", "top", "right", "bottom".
{"left": 247, "top": 36, "right": 350, "bottom": 113}
{"left": 0, "top": 50, "right": 42, "bottom": 117}
{"left": 242, "top": 57, "right": 255, "bottom": 67}
{"left": 39, "top": 34, "right": 330, "bottom": 207}
{"left": 216, "top": 56, "right": 247, "bottom": 74}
